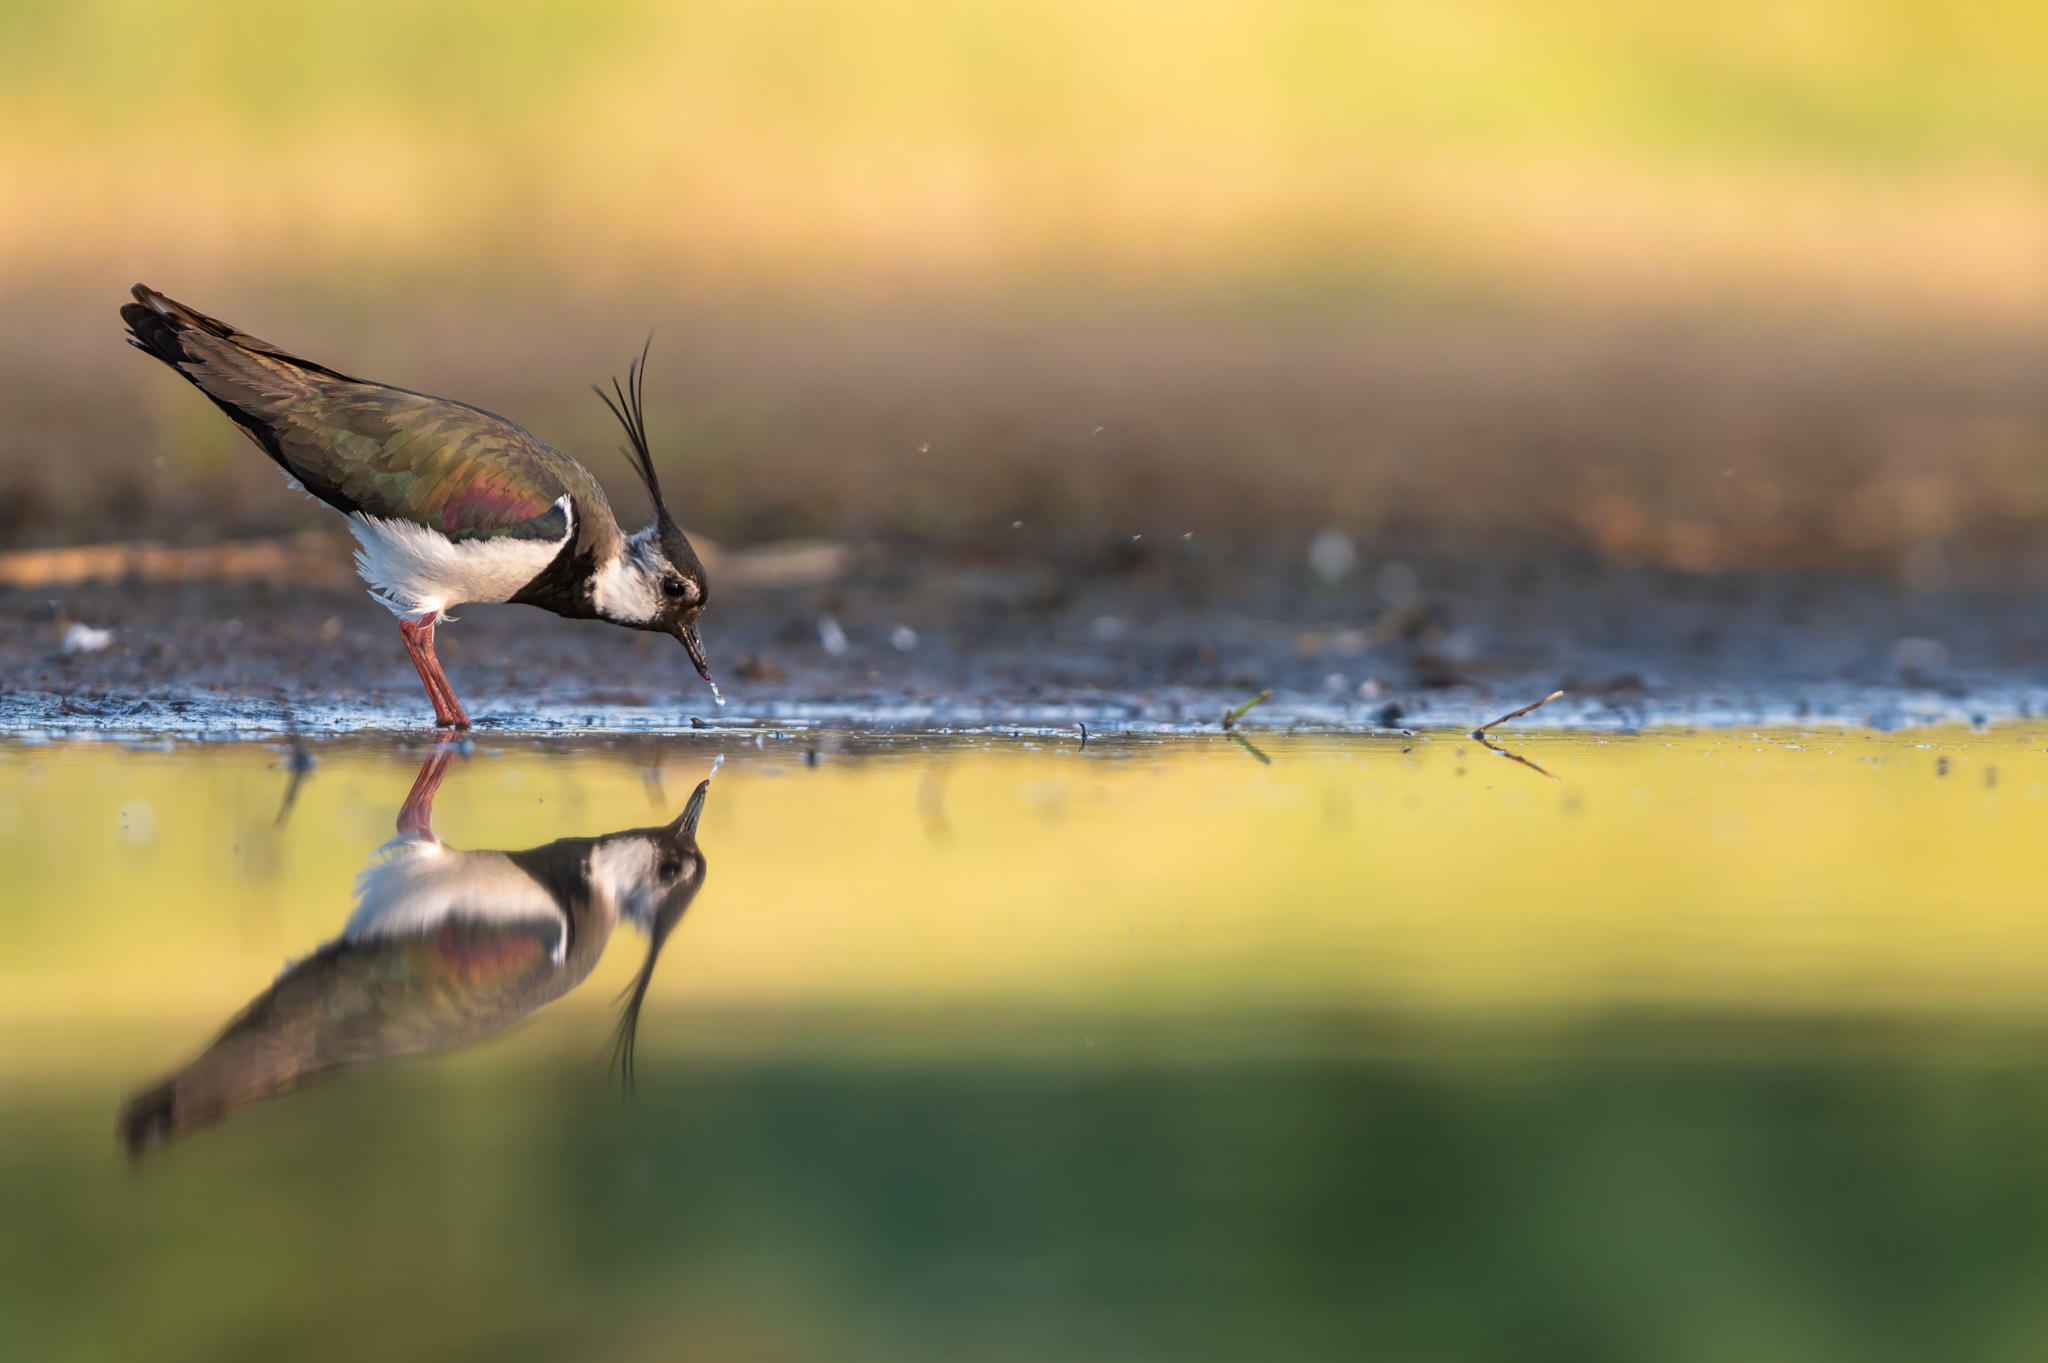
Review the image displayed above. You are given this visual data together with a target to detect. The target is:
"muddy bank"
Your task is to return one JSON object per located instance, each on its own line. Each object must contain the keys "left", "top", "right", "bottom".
{"left": 6, "top": 544, "right": 2047, "bottom": 734}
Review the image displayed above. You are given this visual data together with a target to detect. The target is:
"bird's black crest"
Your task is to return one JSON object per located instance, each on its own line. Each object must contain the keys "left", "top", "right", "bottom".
{"left": 594, "top": 337, "right": 667, "bottom": 519}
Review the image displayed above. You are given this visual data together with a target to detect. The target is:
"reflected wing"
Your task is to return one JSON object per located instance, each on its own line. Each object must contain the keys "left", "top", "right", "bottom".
{"left": 119, "top": 841, "right": 621, "bottom": 1156}
{"left": 118, "top": 919, "right": 594, "bottom": 1157}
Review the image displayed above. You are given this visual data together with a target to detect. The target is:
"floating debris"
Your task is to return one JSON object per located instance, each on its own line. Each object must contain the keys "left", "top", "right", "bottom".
{"left": 1229, "top": 732, "right": 1272, "bottom": 764}
{"left": 1475, "top": 733, "right": 1560, "bottom": 782}
{"left": 62, "top": 623, "right": 113, "bottom": 654}
{"left": 1306, "top": 528, "right": 1357, "bottom": 585}
{"left": 818, "top": 615, "right": 850, "bottom": 657}
{"left": 1222, "top": 689, "right": 1271, "bottom": 730}
{"left": 1473, "top": 689, "right": 1564, "bottom": 738}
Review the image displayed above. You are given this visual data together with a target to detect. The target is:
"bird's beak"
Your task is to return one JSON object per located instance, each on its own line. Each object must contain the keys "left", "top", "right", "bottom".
{"left": 674, "top": 623, "right": 713, "bottom": 684}
{"left": 675, "top": 778, "right": 711, "bottom": 836}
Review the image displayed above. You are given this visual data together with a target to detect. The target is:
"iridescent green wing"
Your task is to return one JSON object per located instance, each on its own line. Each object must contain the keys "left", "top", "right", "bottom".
{"left": 118, "top": 923, "right": 586, "bottom": 1154}
{"left": 263, "top": 385, "right": 600, "bottom": 543}
{"left": 122, "top": 286, "right": 616, "bottom": 549}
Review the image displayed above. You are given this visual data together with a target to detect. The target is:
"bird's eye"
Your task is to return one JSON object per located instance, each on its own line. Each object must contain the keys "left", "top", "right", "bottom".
{"left": 658, "top": 859, "right": 682, "bottom": 878}
{"left": 661, "top": 577, "right": 687, "bottom": 598}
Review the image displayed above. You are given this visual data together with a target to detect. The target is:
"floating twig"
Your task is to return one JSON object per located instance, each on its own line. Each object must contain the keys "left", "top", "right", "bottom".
{"left": 1222, "top": 689, "right": 1271, "bottom": 730}
{"left": 1229, "top": 732, "right": 1272, "bottom": 765}
{"left": 1472, "top": 689, "right": 1563, "bottom": 738}
{"left": 1475, "top": 733, "right": 1560, "bottom": 782}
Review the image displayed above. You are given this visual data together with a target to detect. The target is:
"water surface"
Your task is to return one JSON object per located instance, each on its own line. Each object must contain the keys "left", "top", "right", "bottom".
{"left": 5, "top": 727, "right": 2048, "bottom": 1361}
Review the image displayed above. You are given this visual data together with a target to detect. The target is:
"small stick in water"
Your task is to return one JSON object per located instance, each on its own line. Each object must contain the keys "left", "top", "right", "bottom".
{"left": 1223, "top": 689, "right": 1272, "bottom": 730}
{"left": 1077, "top": 721, "right": 1088, "bottom": 749}
{"left": 1229, "top": 732, "right": 1272, "bottom": 765}
{"left": 1472, "top": 689, "right": 1563, "bottom": 738}
{"left": 1475, "top": 733, "right": 1560, "bottom": 782}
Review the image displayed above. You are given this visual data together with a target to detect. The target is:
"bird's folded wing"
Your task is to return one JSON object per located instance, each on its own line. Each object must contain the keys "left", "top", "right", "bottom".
{"left": 123, "top": 288, "right": 603, "bottom": 542}
{"left": 266, "top": 386, "right": 583, "bottom": 541}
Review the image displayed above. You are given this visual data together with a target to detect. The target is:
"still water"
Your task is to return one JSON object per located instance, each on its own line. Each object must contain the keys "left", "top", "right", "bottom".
{"left": 5, "top": 726, "right": 2048, "bottom": 1361}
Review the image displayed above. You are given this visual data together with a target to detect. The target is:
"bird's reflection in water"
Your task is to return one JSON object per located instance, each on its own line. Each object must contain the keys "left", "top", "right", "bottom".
{"left": 120, "top": 746, "right": 711, "bottom": 1158}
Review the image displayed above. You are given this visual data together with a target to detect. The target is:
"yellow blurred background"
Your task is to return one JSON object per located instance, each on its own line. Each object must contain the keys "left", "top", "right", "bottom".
{"left": 7, "top": 730, "right": 2048, "bottom": 1077}
{"left": 5, "top": 0, "right": 2047, "bottom": 315}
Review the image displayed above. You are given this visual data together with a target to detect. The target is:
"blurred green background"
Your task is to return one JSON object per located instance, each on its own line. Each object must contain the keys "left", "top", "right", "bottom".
{"left": 20, "top": 1033, "right": 2048, "bottom": 1363}
{"left": 3, "top": 0, "right": 2048, "bottom": 578}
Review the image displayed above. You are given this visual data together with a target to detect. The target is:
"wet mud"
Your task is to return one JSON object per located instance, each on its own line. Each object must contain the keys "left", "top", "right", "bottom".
{"left": 6, "top": 546, "right": 2047, "bottom": 735}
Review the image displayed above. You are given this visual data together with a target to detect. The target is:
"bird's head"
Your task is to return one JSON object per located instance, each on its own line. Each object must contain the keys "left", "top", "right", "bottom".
{"left": 605, "top": 516, "right": 711, "bottom": 680}
{"left": 596, "top": 343, "right": 716, "bottom": 689}
{"left": 596, "top": 777, "right": 712, "bottom": 1087}
{"left": 589, "top": 778, "right": 709, "bottom": 933}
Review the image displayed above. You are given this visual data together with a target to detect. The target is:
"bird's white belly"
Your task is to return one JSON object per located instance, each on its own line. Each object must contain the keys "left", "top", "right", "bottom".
{"left": 348, "top": 497, "right": 571, "bottom": 620}
{"left": 348, "top": 841, "right": 568, "bottom": 962}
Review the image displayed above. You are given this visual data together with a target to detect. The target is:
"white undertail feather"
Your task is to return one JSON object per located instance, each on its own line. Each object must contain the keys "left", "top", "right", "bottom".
{"left": 349, "top": 496, "right": 573, "bottom": 620}
{"left": 347, "top": 840, "right": 569, "bottom": 963}
{"left": 348, "top": 835, "right": 682, "bottom": 961}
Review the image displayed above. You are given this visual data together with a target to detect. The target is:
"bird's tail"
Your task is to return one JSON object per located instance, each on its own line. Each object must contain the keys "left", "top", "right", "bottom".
{"left": 119, "top": 284, "right": 350, "bottom": 380}
{"left": 117, "top": 283, "right": 364, "bottom": 466}
{"left": 117, "top": 1030, "right": 314, "bottom": 1159}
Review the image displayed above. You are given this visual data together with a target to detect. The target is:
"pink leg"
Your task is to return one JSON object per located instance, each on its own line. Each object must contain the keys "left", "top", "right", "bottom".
{"left": 415, "top": 620, "right": 471, "bottom": 728}
{"left": 398, "top": 617, "right": 455, "bottom": 726}
{"left": 399, "top": 614, "right": 471, "bottom": 729}
{"left": 396, "top": 746, "right": 456, "bottom": 839}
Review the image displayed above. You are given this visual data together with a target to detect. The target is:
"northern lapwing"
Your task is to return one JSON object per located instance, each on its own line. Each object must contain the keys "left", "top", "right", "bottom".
{"left": 119, "top": 285, "right": 716, "bottom": 728}
{"left": 119, "top": 747, "right": 711, "bottom": 1155}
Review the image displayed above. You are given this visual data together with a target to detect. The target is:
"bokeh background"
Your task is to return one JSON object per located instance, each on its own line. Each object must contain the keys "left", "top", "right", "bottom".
{"left": 5, "top": 0, "right": 2048, "bottom": 588}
